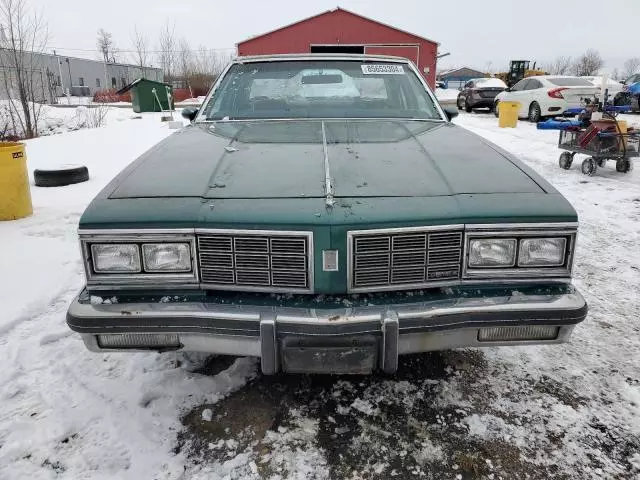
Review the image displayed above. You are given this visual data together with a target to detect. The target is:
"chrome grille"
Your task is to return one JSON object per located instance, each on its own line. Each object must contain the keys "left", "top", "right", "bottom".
{"left": 350, "top": 229, "right": 463, "bottom": 291}
{"left": 198, "top": 232, "right": 312, "bottom": 292}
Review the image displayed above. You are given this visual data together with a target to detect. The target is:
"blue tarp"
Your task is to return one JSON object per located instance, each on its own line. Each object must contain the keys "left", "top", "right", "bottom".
{"left": 537, "top": 120, "right": 582, "bottom": 130}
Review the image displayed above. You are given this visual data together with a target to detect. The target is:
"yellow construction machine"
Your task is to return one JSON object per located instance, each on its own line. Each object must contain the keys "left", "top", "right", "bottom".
{"left": 495, "top": 60, "right": 546, "bottom": 87}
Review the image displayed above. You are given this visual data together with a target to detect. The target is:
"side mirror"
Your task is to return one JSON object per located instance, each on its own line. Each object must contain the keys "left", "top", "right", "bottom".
{"left": 443, "top": 107, "right": 458, "bottom": 121}
{"left": 181, "top": 107, "right": 199, "bottom": 122}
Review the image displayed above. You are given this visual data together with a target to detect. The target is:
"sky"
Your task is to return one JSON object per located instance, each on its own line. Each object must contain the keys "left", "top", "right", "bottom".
{"left": 29, "top": 0, "right": 640, "bottom": 75}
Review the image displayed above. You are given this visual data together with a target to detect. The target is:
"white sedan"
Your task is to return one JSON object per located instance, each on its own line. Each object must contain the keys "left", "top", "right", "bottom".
{"left": 494, "top": 76, "right": 600, "bottom": 122}
{"left": 582, "top": 76, "right": 625, "bottom": 100}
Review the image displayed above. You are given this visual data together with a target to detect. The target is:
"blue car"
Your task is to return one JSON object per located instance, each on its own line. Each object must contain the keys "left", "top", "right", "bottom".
{"left": 614, "top": 73, "right": 640, "bottom": 111}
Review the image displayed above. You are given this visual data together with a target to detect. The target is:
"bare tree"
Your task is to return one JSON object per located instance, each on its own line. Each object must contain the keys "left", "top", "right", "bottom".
{"left": 610, "top": 68, "right": 620, "bottom": 81}
{"left": 158, "top": 20, "right": 176, "bottom": 79}
{"left": 177, "top": 38, "right": 193, "bottom": 95}
{"left": 572, "top": 49, "right": 604, "bottom": 76}
{"left": 623, "top": 57, "right": 640, "bottom": 79}
{"left": 97, "top": 28, "right": 115, "bottom": 63}
{"left": 0, "top": 0, "right": 49, "bottom": 139}
{"left": 131, "top": 26, "right": 148, "bottom": 77}
{"left": 545, "top": 55, "right": 572, "bottom": 75}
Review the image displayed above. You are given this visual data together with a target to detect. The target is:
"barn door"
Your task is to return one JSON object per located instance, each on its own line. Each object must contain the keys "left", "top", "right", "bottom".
{"left": 363, "top": 45, "right": 420, "bottom": 68}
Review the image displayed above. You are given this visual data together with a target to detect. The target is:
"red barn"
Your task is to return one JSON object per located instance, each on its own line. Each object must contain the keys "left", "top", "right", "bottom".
{"left": 237, "top": 8, "right": 439, "bottom": 87}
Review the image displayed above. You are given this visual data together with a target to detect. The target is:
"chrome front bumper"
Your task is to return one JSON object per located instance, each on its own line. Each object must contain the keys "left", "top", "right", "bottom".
{"left": 67, "top": 288, "right": 587, "bottom": 374}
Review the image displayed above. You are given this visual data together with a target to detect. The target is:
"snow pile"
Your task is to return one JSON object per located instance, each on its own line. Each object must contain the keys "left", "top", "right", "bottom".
{"left": 435, "top": 88, "right": 459, "bottom": 102}
{"left": 0, "top": 101, "right": 142, "bottom": 138}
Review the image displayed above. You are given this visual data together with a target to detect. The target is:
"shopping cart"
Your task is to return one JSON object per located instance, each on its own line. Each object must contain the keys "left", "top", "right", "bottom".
{"left": 557, "top": 123, "right": 639, "bottom": 176}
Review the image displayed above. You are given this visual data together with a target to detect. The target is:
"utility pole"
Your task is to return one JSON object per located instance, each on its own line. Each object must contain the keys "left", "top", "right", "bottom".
{"left": 54, "top": 50, "right": 65, "bottom": 100}
{"left": 103, "top": 58, "right": 108, "bottom": 92}
{"left": 67, "top": 58, "right": 73, "bottom": 91}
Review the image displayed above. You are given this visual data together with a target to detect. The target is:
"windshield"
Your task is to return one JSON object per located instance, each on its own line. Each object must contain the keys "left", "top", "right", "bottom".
{"left": 199, "top": 60, "right": 443, "bottom": 121}
{"left": 547, "top": 77, "right": 594, "bottom": 87}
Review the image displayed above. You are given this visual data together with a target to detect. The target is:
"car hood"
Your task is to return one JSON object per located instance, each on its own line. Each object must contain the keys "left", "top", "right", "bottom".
{"left": 108, "top": 120, "right": 547, "bottom": 200}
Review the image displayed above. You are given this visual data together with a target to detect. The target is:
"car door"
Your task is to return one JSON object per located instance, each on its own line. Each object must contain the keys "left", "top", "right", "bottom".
{"left": 504, "top": 79, "right": 530, "bottom": 117}
{"left": 523, "top": 78, "right": 543, "bottom": 113}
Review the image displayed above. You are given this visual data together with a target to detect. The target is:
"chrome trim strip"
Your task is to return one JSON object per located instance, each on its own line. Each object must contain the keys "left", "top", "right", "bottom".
{"left": 193, "top": 62, "right": 234, "bottom": 123}
{"left": 196, "top": 228, "right": 315, "bottom": 294}
{"left": 465, "top": 222, "right": 579, "bottom": 231}
{"left": 348, "top": 224, "right": 465, "bottom": 236}
{"left": 405, "top": 60, "right": 447, "bottom": 121}
{"left": 321, "top": 121, "right": 335, "bottom": 208}
{"left": 68, "top": 289, "right": 587, "bottom": 327}
{"left": 347, "top": 225, "right": 464, "bottom": 294}
{"left": 79, "top": 228, "right": 196, "bottom": 235}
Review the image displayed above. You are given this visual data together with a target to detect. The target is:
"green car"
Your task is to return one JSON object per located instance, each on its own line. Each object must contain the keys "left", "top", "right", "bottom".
{"left": 67, "top": 55, "right": 587, "bottom": 375}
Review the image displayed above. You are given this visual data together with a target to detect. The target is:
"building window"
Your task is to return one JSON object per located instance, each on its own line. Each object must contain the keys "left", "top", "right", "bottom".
{"left": 56, "top": 75, "right": 61, "bottom": 86}
{"left": 111, "top": 77, "right": 116, "bottom": 88}
{"left": 121, "top": 77, "right": 126, "bottom": 87}
{"left": 79, "top": 77, "right": 84, "bottom": 86}
{"left": 96, "top": 78, "right": 101, "bottom": 88}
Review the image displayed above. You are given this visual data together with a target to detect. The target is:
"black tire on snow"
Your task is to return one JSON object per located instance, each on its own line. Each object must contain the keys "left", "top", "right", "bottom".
{"left": 616, "top": 159, "right": 632, "bottom": 173}
{"left": 559, "top": 152, "right": 573, "bottom": 170}
{"left": 494, "top": 101, "right": 500, "bottom": 118}
{"left": 528, "top": 102, "right": 542, "bottom": 122}
{"left": 457, "top": 97, "right": 464, "bottom": 110}
{"left": 465, "top": 100, "right": 473, "bottom": 113}
{"left": 581, "top": 158, "right": 597, "bottom": 176}
{"left": 34, "top": 165, "right": 89, "bottom": 187}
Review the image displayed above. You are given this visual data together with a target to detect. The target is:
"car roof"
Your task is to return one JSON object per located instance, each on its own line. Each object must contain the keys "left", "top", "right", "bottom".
{"left": 234, "top": 53, "right": 412, "bottom": 64}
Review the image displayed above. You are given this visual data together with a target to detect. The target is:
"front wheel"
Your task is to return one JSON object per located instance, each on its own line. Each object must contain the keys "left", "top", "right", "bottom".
{"left": 528, "top": 102, "right": 542, "bottom": 122}
{"left": 616, "top": 159, "right": 632, "bottom": 173}
{"left": 494, "top": 101, "right": 500, "bottom": 118}
{"left": 559, "top": 152, "right": 573, "bottom": 170}
{"left": 581, "top": 158, "right": 597, "bottom": 176}
{"left": 457, "top": 96, "right": 464, "bottom": 110}
{"left": 465, "top": 99, "right": 473, "bottom": 113}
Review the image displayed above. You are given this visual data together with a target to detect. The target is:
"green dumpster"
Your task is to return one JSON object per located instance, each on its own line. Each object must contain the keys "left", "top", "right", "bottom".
{"left": 117, "top": 78, "right": 175, "bottom": 113}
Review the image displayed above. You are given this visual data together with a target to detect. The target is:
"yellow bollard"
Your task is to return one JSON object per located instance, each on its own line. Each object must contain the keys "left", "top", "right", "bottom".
{"left": 0, "top": 142, "right": 33, "bottom": 220}
{"left": 498, "top": 101, "right": 521, "bottom": 128}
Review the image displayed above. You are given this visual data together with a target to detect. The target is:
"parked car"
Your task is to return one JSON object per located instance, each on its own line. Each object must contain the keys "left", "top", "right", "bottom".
{"left": 457, "top": 78, "right": 507, "bottom": 112}
{"left": 67, "top": 54, "right": 587, "bottom": 375}
{"left": 436, "top": 80, "right": 446, "bottom": 89}
{"left": 582, "top": 76, "right": 625, "bottom": 99}
{"left": 494, "top": 76, "right": 600, "bottom": 122}
{"left": 613, "top": 73, "right": 640, "bottom": 112}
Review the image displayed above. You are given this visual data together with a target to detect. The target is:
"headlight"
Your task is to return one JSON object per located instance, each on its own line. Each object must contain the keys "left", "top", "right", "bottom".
{"left": 91, "top": 244, "right": 141, "bottom": 273}
{"left": 142, "top": 243, "right": 191, "bottom": 272}
{"left": 518, "top": 238, "right": 566, "bottom": 267}
{"left": 469, "top": 238, "right": 516, "bottom": 267}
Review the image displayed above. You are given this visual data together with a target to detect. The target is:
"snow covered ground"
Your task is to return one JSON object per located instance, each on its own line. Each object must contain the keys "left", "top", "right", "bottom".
{"left": 435, "top": 88, "right": 460, "bottom": 105}
{"left": 1, "top": 110, "right": 639, "bottom": 479}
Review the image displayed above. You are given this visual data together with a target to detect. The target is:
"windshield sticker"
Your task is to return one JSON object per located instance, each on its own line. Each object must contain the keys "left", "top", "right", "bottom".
{"left": 361, "top": 64, "right": 405, "bottom": 75}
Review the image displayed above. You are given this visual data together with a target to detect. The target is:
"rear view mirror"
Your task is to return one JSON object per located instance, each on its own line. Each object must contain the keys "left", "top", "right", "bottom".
{"left": 301, "top": 74, "right": 343, "bottom": 85}
{"left": 181, "top": 107, "right": 199, "bottom": 122}
{"left": 443, "top": 107, "right": 458, "bottom": 121}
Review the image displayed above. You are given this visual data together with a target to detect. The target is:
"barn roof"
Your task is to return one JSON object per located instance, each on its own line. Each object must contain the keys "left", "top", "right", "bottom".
{"left": 437, "top": 67, "right": 487, "bottom": 79}
{"left": 237, "top": 7, "right": 439, "bottom": 47}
